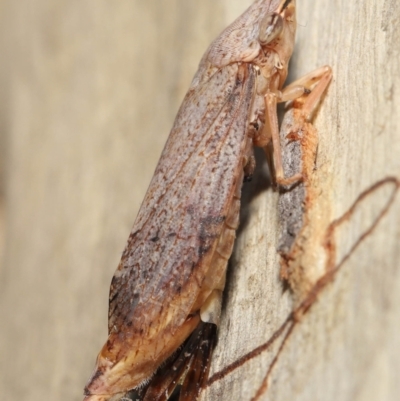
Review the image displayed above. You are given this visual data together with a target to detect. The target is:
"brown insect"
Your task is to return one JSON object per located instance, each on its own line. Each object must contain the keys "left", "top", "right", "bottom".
{"left": 83, "top": 1, "right": 332, "bottom": 400}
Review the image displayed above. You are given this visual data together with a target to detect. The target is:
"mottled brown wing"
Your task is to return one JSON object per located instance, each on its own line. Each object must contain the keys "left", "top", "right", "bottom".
{"left": 108, "top": 62, "right": 255, "bottom": 338}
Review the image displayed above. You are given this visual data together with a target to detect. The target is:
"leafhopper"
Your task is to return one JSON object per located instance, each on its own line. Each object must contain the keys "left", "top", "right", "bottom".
{"left": 83, "top": 1, "right": 331, "bottom": 400}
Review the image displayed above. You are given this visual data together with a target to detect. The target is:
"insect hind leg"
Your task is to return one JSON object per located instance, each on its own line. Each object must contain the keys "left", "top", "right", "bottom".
{"left": 135, "top": 320, "right": 216, "bottom": 401}
{"left": 178, "top": 322, "right": 216, "bottom": 401}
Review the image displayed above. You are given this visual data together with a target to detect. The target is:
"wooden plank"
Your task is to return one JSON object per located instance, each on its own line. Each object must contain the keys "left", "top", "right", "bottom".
{"left": 203, "top": 1, "right": 400, "bottom": 400}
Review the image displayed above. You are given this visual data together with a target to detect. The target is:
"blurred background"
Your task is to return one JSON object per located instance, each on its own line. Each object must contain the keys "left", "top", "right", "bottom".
{"left": 1, "top": 1, "right": 400, "bottom": 401}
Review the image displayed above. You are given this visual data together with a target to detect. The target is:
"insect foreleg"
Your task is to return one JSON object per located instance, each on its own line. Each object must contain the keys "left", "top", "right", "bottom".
{"left": 280, "top": 65, "right": 332, "bottom": 121}
{"left": 258, "top": 65, "right": 332, "bottom": 187}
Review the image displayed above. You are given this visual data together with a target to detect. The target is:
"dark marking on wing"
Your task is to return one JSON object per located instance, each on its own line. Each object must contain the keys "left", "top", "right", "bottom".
{"left": 198, "top": 215, "right": 226, "bottom": 256}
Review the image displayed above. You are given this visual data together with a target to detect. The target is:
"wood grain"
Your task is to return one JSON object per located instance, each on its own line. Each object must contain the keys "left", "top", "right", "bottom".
{"left": 0, "top": 1, "right": 399, "bottom": 401}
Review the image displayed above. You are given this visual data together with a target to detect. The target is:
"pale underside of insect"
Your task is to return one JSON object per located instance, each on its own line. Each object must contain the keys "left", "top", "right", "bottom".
{"left": 83, "top": 1, "right": 332, "bottom": 400}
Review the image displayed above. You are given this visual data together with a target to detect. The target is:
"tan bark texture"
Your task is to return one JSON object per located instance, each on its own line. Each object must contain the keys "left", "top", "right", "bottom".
{"left": 1, "top": 1, "right": 399, "bottom": 401}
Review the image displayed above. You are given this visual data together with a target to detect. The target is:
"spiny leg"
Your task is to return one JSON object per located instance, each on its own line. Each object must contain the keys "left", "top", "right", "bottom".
{"left": 178, "top": 322, "right": 217, "bottom": 401}
{"left": 137, "top": 320, "right": 217, "bottom": 401}
{"left": 257, "top": 65, "right": 332, "bottom": 187}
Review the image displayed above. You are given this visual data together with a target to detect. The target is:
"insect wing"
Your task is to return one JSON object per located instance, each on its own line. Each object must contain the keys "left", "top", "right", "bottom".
{"left": 85, "top": 62, "right": 256, "bottom": 397}
{"left": 109, "top": 63, "right": 255, "bottom": 336}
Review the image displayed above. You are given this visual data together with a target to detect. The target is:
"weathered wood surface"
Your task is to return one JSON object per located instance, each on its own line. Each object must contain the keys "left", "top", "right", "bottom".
{"left": 0, "top": 1, "right": 399, "bottom": 401}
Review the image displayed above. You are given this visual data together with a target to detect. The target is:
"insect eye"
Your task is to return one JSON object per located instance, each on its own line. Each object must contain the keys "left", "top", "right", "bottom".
{"left": 258, "top": 13, "right": 284, "bottom": 45}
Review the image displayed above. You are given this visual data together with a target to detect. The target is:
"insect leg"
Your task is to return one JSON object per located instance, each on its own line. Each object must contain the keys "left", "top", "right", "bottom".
{"left": 259, "top": 66, "right": 332, "bottom": 187}
{"left": 178, "top": 322, "right": 216, "bottom": 401}
{"left": 260, "top": 93, "right": 302, "bottom": 186}
{"left": 136, "top": 319, "right": 216, "bottom": 401}
{"left": 280, "top": 65, "right": 332, "bottom": 121}
{"left": 254, "top": 66, "right": 332, "bottom": 186}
